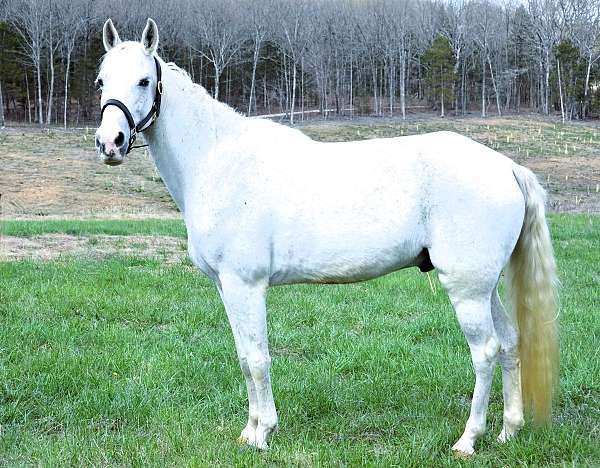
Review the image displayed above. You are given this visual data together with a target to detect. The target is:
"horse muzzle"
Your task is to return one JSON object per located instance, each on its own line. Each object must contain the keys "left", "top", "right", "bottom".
{"left": 95, "top": 131, "right": 128, "bottom": 165}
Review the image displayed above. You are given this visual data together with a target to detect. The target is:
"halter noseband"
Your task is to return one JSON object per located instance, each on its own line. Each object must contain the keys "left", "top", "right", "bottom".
{"left": 100, "top": 56, "right": 163, "bottom": 154}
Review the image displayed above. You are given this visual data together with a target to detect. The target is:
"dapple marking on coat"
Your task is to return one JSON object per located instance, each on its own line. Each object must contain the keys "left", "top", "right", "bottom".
{"left": 94, "top": 18, "right": 559, "bottom": 456}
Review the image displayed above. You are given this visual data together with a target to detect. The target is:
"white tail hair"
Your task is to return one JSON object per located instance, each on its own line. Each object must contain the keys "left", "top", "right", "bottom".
{"left": 507, "top": 163, "right": 559, "bottom": 424}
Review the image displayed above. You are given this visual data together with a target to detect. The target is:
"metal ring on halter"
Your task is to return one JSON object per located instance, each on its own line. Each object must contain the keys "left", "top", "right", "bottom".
{"left": 100, "top": 56, "right": 163, "bottom": 154}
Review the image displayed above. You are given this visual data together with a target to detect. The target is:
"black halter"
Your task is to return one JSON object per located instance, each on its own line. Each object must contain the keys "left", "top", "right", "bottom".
{"left": 100, "top": 56, "right": 163, "bottom": 154}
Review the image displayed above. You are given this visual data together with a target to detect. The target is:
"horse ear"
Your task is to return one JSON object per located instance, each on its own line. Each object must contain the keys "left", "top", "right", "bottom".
{"left": 102, "top": 18, "right": 121, "bottom": 52}
{"left": 141, "top": 18, "right": 159, "bottom": 55}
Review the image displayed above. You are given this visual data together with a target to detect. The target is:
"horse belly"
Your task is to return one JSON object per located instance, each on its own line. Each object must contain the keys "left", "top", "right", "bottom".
{"left": 269, "top": 212, "right": 426, "bottom": 285}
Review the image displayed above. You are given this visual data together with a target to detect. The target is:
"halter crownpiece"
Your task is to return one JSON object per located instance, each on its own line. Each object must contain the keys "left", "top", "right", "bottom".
{"left": 100, "top": 56, "right": 163, "bottom": 154}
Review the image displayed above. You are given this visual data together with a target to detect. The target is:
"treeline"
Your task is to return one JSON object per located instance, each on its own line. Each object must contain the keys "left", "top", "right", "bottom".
{"left": 1, "top": 0, "right": 600, "bottom": 127}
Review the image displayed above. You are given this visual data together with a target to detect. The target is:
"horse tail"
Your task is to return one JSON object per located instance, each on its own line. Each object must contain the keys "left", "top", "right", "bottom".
{"left": 506, "top": 163, "right": 559, "bottom": 425}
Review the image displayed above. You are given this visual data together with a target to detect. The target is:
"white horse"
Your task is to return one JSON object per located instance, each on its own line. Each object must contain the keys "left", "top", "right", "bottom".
{"left": 95, "top": 19, "right": 559, "bottom": 455}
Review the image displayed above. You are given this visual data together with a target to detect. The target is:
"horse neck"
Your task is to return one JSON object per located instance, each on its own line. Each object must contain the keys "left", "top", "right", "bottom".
{"left": 142, "top": 62, "right": 244, "bottom": 215}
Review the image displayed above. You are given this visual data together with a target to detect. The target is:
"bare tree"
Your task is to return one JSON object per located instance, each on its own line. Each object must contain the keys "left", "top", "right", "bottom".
{"left": 2, "top": 0, "right": 600, "bottom": 124}
{"left": 275, "top": 0, "right": 311, "bottom": 124}
{"left": 528, "top": 0, "right": 561, "bottom": 115}
{"left": 57, "top": 0, "right": 88, "bottom": 127}
{"left": 440, "top": 0, "right": 470, "bottom": 116}
{"left": 0, "top": 0, "right": 7, "bottom": 127}
{"left": 571, "top": 0, "right": 600, "bottom": 118}
{"left": 192, "top": 0, "right": 245, "bottom": 100}
{"left": 8, "top": 0, "right": 48, "bottom": 124}
{"left": 45, "top": 0, "right": 62, "bottom": 125}
{"left": 244, "top": 0, "right": 270, "bottom": 116}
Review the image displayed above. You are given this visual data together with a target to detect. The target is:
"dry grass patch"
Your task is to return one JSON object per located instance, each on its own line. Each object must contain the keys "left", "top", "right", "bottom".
{"left": 1, "top": 234, "right": 186, "bottom": 262}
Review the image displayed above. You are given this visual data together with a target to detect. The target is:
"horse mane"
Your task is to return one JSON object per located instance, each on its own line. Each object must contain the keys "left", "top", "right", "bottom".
{"left": 162, "top": 60, "right": 208, "bottom": 97}
{"left": 161, "top": 58, "right": 246, "bottom": 120}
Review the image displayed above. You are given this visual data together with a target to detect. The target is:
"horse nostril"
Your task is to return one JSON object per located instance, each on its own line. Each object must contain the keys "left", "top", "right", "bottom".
{"left": 114, "top": 131, "right": 125, "bottom": 147}
{"left": 95, "top": 136, "right": 101, "bottom": 148}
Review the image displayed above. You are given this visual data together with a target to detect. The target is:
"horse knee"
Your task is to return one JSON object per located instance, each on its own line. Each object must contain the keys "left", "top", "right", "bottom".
{"left": 470, "top": 336, "right": 500, "bottom": 374}
{"left": 246, "top": 353, "right": 272, "bottom": 381}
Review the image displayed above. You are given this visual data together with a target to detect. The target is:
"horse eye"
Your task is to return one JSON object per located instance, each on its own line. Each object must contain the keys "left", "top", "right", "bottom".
{"left": 138, "top": 78, "right": 150, "bottom": 87}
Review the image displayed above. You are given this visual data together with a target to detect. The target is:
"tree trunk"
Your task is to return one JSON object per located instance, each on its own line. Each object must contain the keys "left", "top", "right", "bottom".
{"left": 583, "top": 54, "right": 592, "bottom": 119}
{"left": 388, "top": 56, "right": 394, "bottom": 116}
{"left": 214, "top": 66, "right": 221, "bottom": 100}
{"left": 371, "top": 63, "right": 378, "bottom": 115}
{"left": 454, "top": 48, "right": 460, "bottom": 116}
{"left": 188, "top": 46, "right": 195, "bottom": 82}
{"left": 290, "top": 61, "right": 297, "bottom": 125}
{"left": 379, "top": 64, "right": 384, "bottom": 116}
{"left": 399, "top": 53, "right": 406, "bottom": 121}
{"left": 282, "top": 52, "right": 289, "bottom": 115}
{"left": 47, "top": 37, "right": 55, "bottom": 125}
{"left": 481, "top": 55, "right": 486, "bottom": 118}
{"left": 349, "top": 52, "right": 353, "bottom": 118}
{"left": 544, "top": 49, "right": 550, "bottom": 115}
{"left": 25, "top": 73, "right": 32, "bottom": 124}
{"left": 248, "top": 33, "right": 261, "bottom": 116}
{"left": 36, "top": 58, "right": 43, "bottom": 125}
{"left": 301, "top": 56, "right": 304, "bottom": 121}
{"left": 557, "top": 58, "right": 565, "bottom": 124}
{"left": 335, "top": 56, "right": 340, "bottom": 115}
{"left": 263, "top": 74, "right": 268, "bottom": 113}
{"left": 461, "top": 63, "right": 467, "bottom": 115}
{"left": 488, "top": 55, "right": 501, "bottom": 116}
{"left": 0, "top": 80, "right": 5, "bottom": 127}
{"left": 63, "top": 46, "right": 72, "bottom": 128}
{"left": 441, "top": 86, "right": 445, "bottom": 118}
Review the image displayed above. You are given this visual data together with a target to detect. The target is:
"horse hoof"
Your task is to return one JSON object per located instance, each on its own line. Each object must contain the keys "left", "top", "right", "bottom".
{"left": 238, "top": 426, "right": 256, "bottom": 446}
{"left": 452, "top": 440, "right": 475, "bottom": 457}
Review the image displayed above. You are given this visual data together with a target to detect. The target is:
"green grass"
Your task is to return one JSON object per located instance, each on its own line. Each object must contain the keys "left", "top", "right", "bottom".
{"left": 0, "top": 215, "right": 598, "bottom": 465}
{"left": 1, "top": 218, "right": 186, "bottom": 238}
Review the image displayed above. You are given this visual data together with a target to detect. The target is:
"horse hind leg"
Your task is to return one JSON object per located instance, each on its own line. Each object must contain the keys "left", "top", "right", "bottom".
{"left": 438, "top": 272, "right": 500, "bottom": 456}
{"left": 491, "top": 286, "right": 524, "bottom": 442}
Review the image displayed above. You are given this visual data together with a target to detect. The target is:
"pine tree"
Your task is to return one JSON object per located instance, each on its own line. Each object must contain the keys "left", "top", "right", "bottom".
{"left": 422, "top": 35, "right": 456, "bottom": 117}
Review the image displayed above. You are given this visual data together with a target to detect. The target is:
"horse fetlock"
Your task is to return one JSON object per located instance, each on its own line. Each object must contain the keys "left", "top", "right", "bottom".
{"left": 247, "top": 412, "right": 259, "bottom": 429}
{"left": 504, "top": 410, "right": 524, "bottom": 428}
{"left": 498, "top": 411, "right": 524, "bottom": 442}
{"left": 254, "top": 420, "right": 278, "bottom": 450}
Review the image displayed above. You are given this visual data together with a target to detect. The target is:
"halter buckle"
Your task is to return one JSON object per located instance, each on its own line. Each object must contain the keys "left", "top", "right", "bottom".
{"left": 157, "top": 81, "right": 163, "bottom": 95}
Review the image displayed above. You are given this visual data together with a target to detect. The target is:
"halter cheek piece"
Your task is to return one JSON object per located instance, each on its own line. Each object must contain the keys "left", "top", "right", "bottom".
{"left": 100, "top": 56, "right": 163, "bottom": 154}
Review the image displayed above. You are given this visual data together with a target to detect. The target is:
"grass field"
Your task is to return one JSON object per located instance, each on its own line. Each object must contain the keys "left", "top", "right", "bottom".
{"left": 0, "top": 215, "right": 598, "bottom": 466}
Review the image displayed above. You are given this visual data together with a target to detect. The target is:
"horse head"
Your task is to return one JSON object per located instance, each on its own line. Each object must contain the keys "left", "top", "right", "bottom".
{"left": 95, "top": 18, "right": 161, "bottom": 165}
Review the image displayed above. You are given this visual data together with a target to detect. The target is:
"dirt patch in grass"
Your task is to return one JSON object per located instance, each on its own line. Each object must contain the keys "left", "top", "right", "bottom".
{"left": 1, "top": 234, "right": 187, "bottom": 262}
{"left": 0, "top": 127, "right": 177, "bottom": 219}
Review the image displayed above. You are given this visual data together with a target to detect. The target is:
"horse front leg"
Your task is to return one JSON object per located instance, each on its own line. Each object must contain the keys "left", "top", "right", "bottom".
{"left": 218, "top": 273, "right": 278, "bottom": 449}
{"left": 215, "top": 284, "right": 260, "bottom": 446}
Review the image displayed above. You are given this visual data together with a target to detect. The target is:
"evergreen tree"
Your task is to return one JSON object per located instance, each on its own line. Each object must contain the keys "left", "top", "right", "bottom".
{"left": 422, "top": 35, "right": 456, "bottom": 117}
{"left": 554, "top": 39, "right": 583, "bottom": 120}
